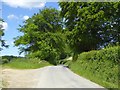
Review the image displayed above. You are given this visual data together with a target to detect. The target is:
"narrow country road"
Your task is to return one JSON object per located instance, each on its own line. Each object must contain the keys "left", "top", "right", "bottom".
{"left": 2, "top": 66, "right": 106, "bottom": 88}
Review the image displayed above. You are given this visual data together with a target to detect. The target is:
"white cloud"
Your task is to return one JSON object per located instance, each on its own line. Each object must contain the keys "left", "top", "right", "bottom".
{"left": 8, "top": 14, "right": 30, "bottom": 21}
{"left": 23, "top": 15, "right": 29, "bottom": 20}
{"left": 58, "top": 6, "right": 61, "bottom": 11}
{"left": 7, "top": 14, "right": 18, "bottom": 20}
{"left": 2, "top": 0, "right": 46, "bottom": 9}
{"left": 2, "top": 22, "right": 8, "bottom": 30}
{"left": 10, "top": 41, "right": 14, "bottom": 45}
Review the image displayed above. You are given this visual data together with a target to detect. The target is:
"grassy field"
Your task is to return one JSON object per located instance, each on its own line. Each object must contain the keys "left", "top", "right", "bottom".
{"left": 67, "top": 46, "right": 119, "bottom": 90}
{"left": 2, "top": 58, "right": 52, "bottom": 69}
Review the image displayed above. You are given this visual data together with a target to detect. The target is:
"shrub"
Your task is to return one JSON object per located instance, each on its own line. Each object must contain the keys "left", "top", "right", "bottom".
{"left": 1, "top": 59, "right": 9, "bottom": 64}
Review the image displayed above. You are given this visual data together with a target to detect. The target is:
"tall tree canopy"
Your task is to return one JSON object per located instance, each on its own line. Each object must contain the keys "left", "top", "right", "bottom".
{"left": 59, "top": 2, "right": 120, "bottom": 60}
{"left": 14, "top": 8, "right": 66, "bottom": 64}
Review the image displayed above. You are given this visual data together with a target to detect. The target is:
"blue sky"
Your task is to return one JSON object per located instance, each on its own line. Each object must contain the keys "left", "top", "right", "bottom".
{"left": 1, "top": 1, "right": 60, "bottom": 56}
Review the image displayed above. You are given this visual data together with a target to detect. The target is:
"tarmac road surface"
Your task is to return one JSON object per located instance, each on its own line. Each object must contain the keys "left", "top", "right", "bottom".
{"left": 2, "top": 66, "right": 106, "bottom": 89}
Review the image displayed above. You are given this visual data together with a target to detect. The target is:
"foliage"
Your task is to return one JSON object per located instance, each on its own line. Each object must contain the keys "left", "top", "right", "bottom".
{"left": 59, "top": 2, "right": 120, "bottom": 60}
{"left": 69, "top": 46, "right": 119, "bottom": 89}
{"left": 3, "top": 58, "right": 51, "bottom": 69}
{"left": 26, "top": 32, "right": 66, "bottom": 64}
{"left": 0, "top": 18, "right": 8, "bottom": 51}
{"left": 14, "top": 8, "right": 66, "bottom": 64}
{"left": 0, "top": 19, "right": 4, "bottom": 36}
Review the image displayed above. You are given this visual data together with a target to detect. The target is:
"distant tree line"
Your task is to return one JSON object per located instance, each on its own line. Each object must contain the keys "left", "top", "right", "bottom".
{"left": 1, "top": 55, "right": 23, "bottom": 64}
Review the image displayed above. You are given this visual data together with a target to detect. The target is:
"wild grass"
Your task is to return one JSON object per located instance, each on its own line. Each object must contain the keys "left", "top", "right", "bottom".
{"left": 3, "top": 58, "right": 52, "bottom": 69}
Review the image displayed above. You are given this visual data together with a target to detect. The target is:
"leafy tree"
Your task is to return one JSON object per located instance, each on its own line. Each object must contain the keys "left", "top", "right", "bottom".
{"left": 14, "top": 8, "right": 66, "bottom": 64}
{"left": 59, "top": 2, "right": 120, "bottom": 61}
{"left": 0, "top": 18, "right": 8, "bottom": 51}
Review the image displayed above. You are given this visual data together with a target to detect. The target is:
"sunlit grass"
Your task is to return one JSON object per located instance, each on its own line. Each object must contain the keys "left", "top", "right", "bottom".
{"left": 3, "top": 58, "right": 52, "bottom": 69}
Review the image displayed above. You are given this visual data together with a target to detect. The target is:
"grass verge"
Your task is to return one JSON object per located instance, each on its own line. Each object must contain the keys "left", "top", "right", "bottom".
{"left": 2, "top": 58, "right": 52, "bottom": 69}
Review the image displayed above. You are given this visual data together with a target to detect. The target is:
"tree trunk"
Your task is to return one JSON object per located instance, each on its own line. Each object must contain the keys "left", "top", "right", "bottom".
{"left": 72, "top": 52, "right": 78, "bottom": 62}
